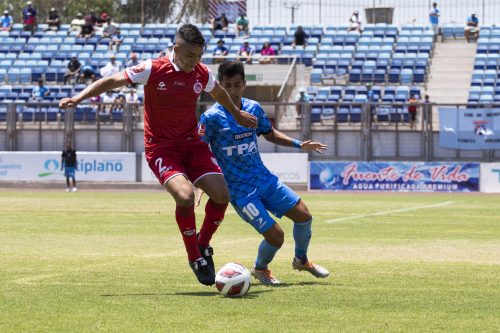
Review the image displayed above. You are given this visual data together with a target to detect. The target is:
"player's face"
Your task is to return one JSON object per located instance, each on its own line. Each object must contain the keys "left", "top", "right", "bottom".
{"left": 173, "top": 41, "right": 204, "bottom": 73}
{"left": 220, "top": 75, "right": 246, "bottom": 106}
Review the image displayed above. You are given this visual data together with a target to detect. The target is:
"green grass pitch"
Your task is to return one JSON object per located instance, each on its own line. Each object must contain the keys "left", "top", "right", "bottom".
{"left": 1, "top": 190, "right": 499, "bottom": 332}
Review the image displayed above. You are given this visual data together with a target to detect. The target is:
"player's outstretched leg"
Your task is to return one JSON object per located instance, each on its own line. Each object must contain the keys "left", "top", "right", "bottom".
{"left": 251, "top": 224, "right": 284, "bottom": 285}
{"left": 285, "top": 200, "right": 329, "bottom": 279}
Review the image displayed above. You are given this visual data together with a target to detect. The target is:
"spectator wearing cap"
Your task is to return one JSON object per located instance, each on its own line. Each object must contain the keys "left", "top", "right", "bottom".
{"left": 70, "top": 12, "right": 84, "bottom": 33}
{"left": 108, "top": 27, "right": 123, "bottom": 51}
{"left": 292, "top": 25, "right": 307, "bottom": 49}
{"left": 102, "top": 16, "right": 117, "bottom": 38}
{"left": 237, "top": 41, "right": 254, "bottom": 64}
{"left": 0, "top": 10, "right": 13, "bottom": 32}
{"left": 63, "top": 55, "right": 82, "bottom": 85}
{"left": 348, "top": 10, "right": 362, "bottom": 32}
{"left": 77, "top": 17, "right": 94, "bottom": 38}
{"left": 213, "top": 39, "right": 228, "bottom": 63}
{"left": 294, "top": 87, "right": 312, "bottom": 117}
{"left": 96, "top": 12, "right": 107, "bottom": 29}
{"left": 80, "top": 63, "right": 96, "bottom": 83}
{"left": 45, "top": 8, "right": 60, "bottom": 31}
{"left": 22, "top": 1, "right": 37, "bottom": 35}
{"left": 100, "top": 54, "right": 120, "bottom": 78}
{"left": 464, "top": 13, "right": 480, "bottom": 43}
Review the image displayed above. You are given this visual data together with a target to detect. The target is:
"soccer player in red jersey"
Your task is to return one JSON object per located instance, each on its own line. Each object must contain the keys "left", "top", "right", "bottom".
{"left": 59, "top": 24, "right": 257, "bottom": 286}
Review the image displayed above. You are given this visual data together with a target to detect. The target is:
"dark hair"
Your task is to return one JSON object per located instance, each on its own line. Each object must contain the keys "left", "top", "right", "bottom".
{"left": 177, "top": 24, "right": 205, "bottom": 47}
{"left": 218, "top": 61, "right": 245, "bottom": 81}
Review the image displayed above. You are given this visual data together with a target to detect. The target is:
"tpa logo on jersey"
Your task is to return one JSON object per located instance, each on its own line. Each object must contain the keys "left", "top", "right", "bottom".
{"left": 131, "top": 63, "right": 146, "bottom": 73}
{"left": 222, "top": 142, "right": 257, "bottom": 156}
{"left": 157, "top": 82, "right": 167, "bottom": 91}
{"left": 193, "top": 81, "right": 203, "bottom": 94}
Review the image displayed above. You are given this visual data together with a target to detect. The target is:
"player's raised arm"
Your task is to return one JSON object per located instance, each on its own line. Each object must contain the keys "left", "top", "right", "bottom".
{"left": 58, "top": 71, "right": 129, "bottom": 109}
{"left": 210, "top": 82, "right": 257, "bottom": 128}
{"left": 263, "top": 128, "right": 327, "bottom": 154}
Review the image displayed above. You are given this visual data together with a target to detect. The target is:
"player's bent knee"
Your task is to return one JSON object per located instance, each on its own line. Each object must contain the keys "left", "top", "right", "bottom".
{"left": 264, "top": 226, "right": 284, "bottom": 248}
{"left": 172, "top": 191, "right": 195, "bottom": 207}
{"left": 210, "top": 190, "right": 230, "bottom": 204}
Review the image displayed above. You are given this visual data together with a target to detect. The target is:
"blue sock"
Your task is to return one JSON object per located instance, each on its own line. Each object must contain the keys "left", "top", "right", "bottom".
{"left": 293, "top": 219, "right": 312, "bottom": 264}
{"left": 254, "top": 239, "right": 280, "bottom": 270}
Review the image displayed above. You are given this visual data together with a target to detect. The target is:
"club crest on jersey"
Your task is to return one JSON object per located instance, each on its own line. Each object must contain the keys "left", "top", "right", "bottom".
{"left": 131, "top": 63, "right": 146, "bottom": 73}
{"left": 193, "top": 81, "right": 203, "bottom": 94}
{"left": 157, "top": 82, "right": 167, "bottom": 91}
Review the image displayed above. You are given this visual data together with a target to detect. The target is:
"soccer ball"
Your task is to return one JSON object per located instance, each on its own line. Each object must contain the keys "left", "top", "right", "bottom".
{"left": 215, "top": 263, "right": 251, "bottom": 297}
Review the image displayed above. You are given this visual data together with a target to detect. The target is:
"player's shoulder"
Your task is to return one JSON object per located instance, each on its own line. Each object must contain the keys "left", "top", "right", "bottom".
{"left": 242, "top": 98, "right": 263, "bottom": 114}
{"left": 203, "top": 103, "right": 225, "bottom": 119}
{"left": 194, "top": 62, "right": 210, "bottom": 74}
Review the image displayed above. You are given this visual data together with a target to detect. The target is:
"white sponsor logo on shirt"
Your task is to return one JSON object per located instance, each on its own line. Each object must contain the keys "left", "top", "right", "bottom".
{"left": 157, "top": 82, "right": 167, "bottom": 91}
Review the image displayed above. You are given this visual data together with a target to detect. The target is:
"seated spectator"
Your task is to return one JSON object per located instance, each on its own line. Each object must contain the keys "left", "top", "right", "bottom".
{"left": 77, "top": 18, "right": 94, "bottom": 38}
{"left": 126, "top": 53, "right": 139, "bottom": 68}
{"left": 292, "top": 25, "right": 307, "bottom": 49}
{"left": 213, "top": 39, "right": 228, "bottom": 63}
{"left": 100, "top": 54, "right": 120, "bottom": 78}
{"left": 69, "top": 13, "right": 84, "bottom": 33}
{"left": 348, "top": 10, "right": 362, "bottom": 32}
{"left": 236, "top": 13, "right": 249, "bottom": 37}
{"left": 100, "top": 90, "right": 115, "bottom": 119}
{"left": 112, "top": 93, "right": 126, "bottom": 113}
{"left": 211, "top": 13, "right": 228, "bottom": 33}
{"left": 126, "top": 89, "right": 140, "bottom": 118}
{"left": 237, "top": 41, "right": 254, "bottom": 64}
{"left": 108, "top": 27, "right": 123, "bottom": 51}
{"left": 464, "top": 13, "right": 480, "bottom": 42}
{"left": 45, "top": 8, "right": 60, "bottom": 31}
{"left": 294, "top": 87, "right": 312, "bottom": 117}
{"left": 259, "top": 41, "right": 276, "bottom": 64}
{"left": 31, "top": 79, "right": 50, "bottom": 100}
{"left": 408, "top": 94, "right": 419, "bottom": 130}
{"left": 96, "top": 12, "right": 107, "bottom": 28}
{"left": 102, "top": 16, "right": 117, "bottom": 38}
{"left": 158, "top": 43, "right": 174, "bottom": 58}
{"left": 63, "top": 55, "right": 82, "bottom": 85}
{"left": 86, "top": 9, "right": 98, "bottom": 26}
{"left": 22, "top": 1, "right": 37, "bottom": 35}
{"left": 80, "top": 64, "right": 96, "bottom": 83}
{"left": 0, "top": 10, "right": 13, "bottom": 32}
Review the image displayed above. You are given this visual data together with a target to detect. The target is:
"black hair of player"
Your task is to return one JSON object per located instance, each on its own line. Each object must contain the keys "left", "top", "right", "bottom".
{"left": 218, "top": 60, "right": 245, "bottom": 82}
{"left": 176, "top": 24, "right": 205, "bottom": 47}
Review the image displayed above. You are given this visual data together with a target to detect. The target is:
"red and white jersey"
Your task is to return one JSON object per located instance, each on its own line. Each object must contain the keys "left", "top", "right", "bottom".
{"left": 124, "top": 52, "right": 215, "bottom": 150}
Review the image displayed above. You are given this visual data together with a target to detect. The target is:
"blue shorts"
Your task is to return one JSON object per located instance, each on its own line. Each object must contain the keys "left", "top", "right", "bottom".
{"left": 231, "top": 178, "right": 300, "bottom": 234}
{"left": 64, "top": 166, "right": 75, "bottom": 178}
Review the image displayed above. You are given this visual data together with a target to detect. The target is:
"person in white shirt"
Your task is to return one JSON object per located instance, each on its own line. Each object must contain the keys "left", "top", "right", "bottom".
{"left": 69, "top": 13, "right": 84, "bottom": 33}
{"left": 348, "top": 10, "right": 362, "bottom": 32}
{"left": 99, "top": 55, "right": 120, "bottom": 78}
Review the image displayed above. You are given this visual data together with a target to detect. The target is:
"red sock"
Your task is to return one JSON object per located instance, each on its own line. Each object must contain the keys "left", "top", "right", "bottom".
{"left": 175, "top": 205, "right": 200, "bottom": 262}
{"left": 198, "top": 199, "right": 228, "bottom": 248}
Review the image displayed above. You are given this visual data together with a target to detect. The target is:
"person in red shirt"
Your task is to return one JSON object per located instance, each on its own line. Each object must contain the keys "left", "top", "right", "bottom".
{"left": 408, "top": 94, "right": 419, "bottom": 130}
{"left": 59, "top": 24, "right": 257, "bottom": 286}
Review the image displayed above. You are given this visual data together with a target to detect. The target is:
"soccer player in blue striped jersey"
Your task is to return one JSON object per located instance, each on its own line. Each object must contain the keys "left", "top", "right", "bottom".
{"left": 199, "top": 61, "right": 329, "bottom": 285}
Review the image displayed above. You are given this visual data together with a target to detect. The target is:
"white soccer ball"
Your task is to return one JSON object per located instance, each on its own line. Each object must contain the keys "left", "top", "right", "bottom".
{"left": 215, "top": 262, "right": 251, "bottom": 297}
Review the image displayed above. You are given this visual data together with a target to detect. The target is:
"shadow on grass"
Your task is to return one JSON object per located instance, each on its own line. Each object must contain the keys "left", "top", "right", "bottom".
{"left": 253, "top": 280, "right": 335, "bottom": 288}
{"left": 100, "top": 289, "right": 272, "bottom": 298}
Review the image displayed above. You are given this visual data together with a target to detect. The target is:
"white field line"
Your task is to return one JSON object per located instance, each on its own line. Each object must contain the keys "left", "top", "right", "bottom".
{"left": 324, "top": 201, "right": 457, "bottom": 223}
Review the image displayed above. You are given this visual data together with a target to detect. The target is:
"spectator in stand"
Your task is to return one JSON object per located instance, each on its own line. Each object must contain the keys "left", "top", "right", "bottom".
{"left": 236, "top": 13, "right": 249, "bottom": 37}
{"left": 100, "top": 54, "right": 120, "bottom": 78}
{"left": 464, "top": 13, "right": 480, "bottom": 43}
{"left": 408, "top": 94, "right": 419, "bottom": 130}
{"left": 211, "top": 13, "right": 228, "bottom": 34}
{"left": 348, "top": 10, "right": 362, "bottom": 32}
{"left": 213, "top": 39, "right": 228, "bottom": 63}
{"left": 80, "top": 64, "right": 96, "bottom": 83}
{"left": 259, "top": 41, "right": 276, "bottom": 64}
{"left": 63, "top": 55, "right": 82, "bottom": 85}
{"left": 292, "top": 25, "right": 307, "bottom": 49}
{"left": 126, "top": 53, "right": 139, "bottom": 68}
{"left": 102, "top": 16, "right": 117, "bottom": 38}
{"left": 96, "top": 12, "right": 107, "bottom": 28}
{"left": 22, "top": 1, "right": 37, "bottom": 35}
{"left": 100, "top": 90, "right": 115, "bottom": 119}
{"left": 294, "top": 87, "right": 312, "bottom": 117}
{"left": 109, "top": 27, "right": 123, "bottom": 51}
{"left": 45, "top": 8, "right": 60, "bottom": 31}
{"left": 31, "top": 79, "right": 50, "bottom": 100}
{"left": 429, "top": 3, "right": 440, "bottom": 41}
{"left": 77, "top": 18, "right": 94, "bottom": 38}
{"left": 86, "top": 9, "right": 98, "bottom": 26}
{"left": 237, "top": 41, "right": 253, "bottom": 64}
{"left": 69, "top": 13, "right": 84, "bottom": 33}
{"left": 1, "top": 10, "right": 13, "bottom": 32}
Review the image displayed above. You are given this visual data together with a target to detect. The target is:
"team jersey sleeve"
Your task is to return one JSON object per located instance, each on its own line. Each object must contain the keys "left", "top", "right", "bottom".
{"left": 198, "top": 113, "right": 213, "bottom": 144}
{"left": 124, "top": 59, "right": 153, "bottom": 85}
{"left": 203, "top": 66, "right": 216, "bottom": 93}
{"left": 255, "top": 103, "right": 272, "bottom": 135}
